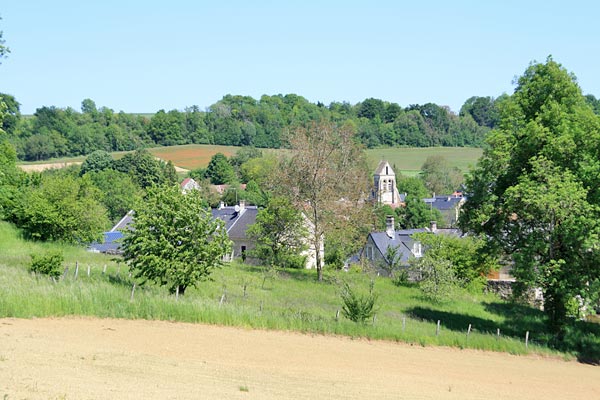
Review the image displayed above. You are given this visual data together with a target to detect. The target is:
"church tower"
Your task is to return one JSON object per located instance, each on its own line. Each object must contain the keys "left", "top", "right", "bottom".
{"left": 372, "top": 160, "right": 402, "bottom": 208}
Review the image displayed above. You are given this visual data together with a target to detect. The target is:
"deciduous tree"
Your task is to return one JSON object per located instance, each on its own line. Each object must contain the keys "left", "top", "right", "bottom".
{"left": 122, "top": 185, "right": 232, "bottom": 295}
{"left": 278, "top": 121, "right": 370, "bottom": 281}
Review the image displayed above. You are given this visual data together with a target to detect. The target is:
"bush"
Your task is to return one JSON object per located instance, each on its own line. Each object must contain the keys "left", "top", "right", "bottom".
{"left": 29, "top": 251, "right": 64, "bottom": 278}
{"left": 340, "top": 281, "right": 378, "bottom": 324}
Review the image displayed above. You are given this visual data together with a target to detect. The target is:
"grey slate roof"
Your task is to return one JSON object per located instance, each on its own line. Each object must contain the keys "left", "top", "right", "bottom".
{"left": 211, "top": 206, "right": 258, "bottom": 237}
{"left": 369, "top": 228, "right": 427, "bottom": 264}
{"left": 89, "top": 231, "right": 124, "bottom": 254}
{"left": 423, "top": 195, "right": 465, "bottom": 211}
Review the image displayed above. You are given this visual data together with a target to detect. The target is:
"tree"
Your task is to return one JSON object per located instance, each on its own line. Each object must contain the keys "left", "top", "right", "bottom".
{"left": 80, "top": 150, "right": 113, "bottom": 175}
{"left": 122, "top": 185, "right": 232, "bottom": 295}
{"left": 419, "top": 155, "right": 463, "bottom": 195}
{"left": 0, "top": 16, "right": 9, "bottom": 64}
{"left": 13, "top": 174, "right": 109, "bottom": 243}
{"left": 247, "top": 196, "right": 307, "bottom": 268}
{"left": 113, "top": 149, "right": 176, "bottom": 189}
{"left": 83, "top": 169, "right": 143, "bottom": 224}
{"left": 205, "top": 153, "right": 236, "bottom": 185}
{"left": 278, "top": 121, "right": 370, "bottom": 281}
{"left": 461, "top": 58, "right": 600, "bottom": 331}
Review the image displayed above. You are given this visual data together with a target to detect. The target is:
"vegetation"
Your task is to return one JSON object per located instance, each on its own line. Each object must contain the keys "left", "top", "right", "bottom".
{"left": 2, "top": 221, "right": 600, "bottom": 362}
{"left": 2, "top": 93, "right": 498, "bottom": 163}
{"left": 122, "top": 185, "right": 232, "bottom": 296}
{"left": 462, "top": 57, "right": 600, "bottom": 333}
{"left": 247, "top": 196, "right": 307, "bottom": 269}
{"left": 340, "top": 281, "right": 378, "bottom": 324}
{"left": 278, "top": 121, "right": 371, "bottom": 281}
{"left": 29, "top": 250, "right": 63, "bottom": 278}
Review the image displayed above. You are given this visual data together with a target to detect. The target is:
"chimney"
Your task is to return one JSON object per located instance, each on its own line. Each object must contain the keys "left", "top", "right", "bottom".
{"left": 430, "top": 220, "right": 437, "bottom": 233}
{"left": 239, "top": 200, "right": 246, "bottom": 211}
{"left": 385, "top": 215, "right": 395, "bottom": 239}
{"left": 218, "top": 201, "right": 225, "bottom": 210}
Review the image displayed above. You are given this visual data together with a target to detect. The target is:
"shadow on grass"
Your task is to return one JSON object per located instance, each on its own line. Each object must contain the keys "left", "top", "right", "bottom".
{"left": 408, "top": 303, "right": 600, "bottom": 364}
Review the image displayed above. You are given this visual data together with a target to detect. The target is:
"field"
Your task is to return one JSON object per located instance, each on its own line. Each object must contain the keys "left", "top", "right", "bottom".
{"left": 2, "top": 317, "right": 599, "bottom": 400}
{"left": 17, "top": 144, "right": 483, "bottom": 174}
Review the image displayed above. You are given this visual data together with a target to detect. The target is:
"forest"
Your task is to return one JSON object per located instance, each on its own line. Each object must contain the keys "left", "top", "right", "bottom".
{"left": 0, "top": 93, "right": 510, "bottom": 161}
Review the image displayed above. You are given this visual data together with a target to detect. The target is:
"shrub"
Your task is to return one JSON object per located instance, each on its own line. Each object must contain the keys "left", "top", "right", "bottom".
{"left": 29, "top": 251, "right": 64, "bottom": 278}
{"left": 340, "top": 281, "right": 378, "bottom": 324}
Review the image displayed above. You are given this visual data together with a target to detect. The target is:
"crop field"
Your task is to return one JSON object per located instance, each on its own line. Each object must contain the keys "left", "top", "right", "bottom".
{"left": 17, "top": 144, "right": 483, "bottom": 174}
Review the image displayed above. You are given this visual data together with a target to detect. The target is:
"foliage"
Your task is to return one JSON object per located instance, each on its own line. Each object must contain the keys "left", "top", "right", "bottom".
{"left": 419, "top": 155, "right": 463, "bottom": 195}
{"left": 278, "top": 121, "right": 370, "bottom": 280}
{"left": 83, "top": 169, "right": 143, "bottom": 224}
{"left": 340, "top": 281, "right": 378, "bottom": 324}
{"left": 11, "top": 173, "right": 109, "bottom": 243}
{"left": 205, "top": 152, "right": 236, "bottom": 185}
{"left": 410, "top": 257, "right": 459, "bottom": 302}
{"left": 461, "top": 57, "right": 600, "bottom": 332}
{"left": 29, "top": 250, "right": 63, "bottom": 278}
{"left": 122, "top": 185, "right": 232, "bottom": 295}
{"left": 113, "top": 148, "right": 176, "bottom": 189}
{"left": 247, "top": 196, "right": 307, "bottom": 268}
{"left": 79, "top": 150, "right": 113, "bottom": 175}
{"left": 411, "top": 232, "right": 498, "bottom": 285}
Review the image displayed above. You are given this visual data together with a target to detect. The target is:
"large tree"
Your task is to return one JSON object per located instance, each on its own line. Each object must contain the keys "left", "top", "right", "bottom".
{"left": 122, "top": 185, "right": 232, "bottom": 295}
{"left": 278, "top": 121, "right": 370, "bottom": 281}
{"left": 247, "top": 196, "right": 307, "bottom": 268}
{"left": 461, "top": 58, "right": 600, "bottom": 331}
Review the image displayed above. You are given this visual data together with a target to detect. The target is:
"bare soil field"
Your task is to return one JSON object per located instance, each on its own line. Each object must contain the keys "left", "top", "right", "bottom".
{"left": 0, "top": 318, "right": 597, "bottom": 400}
{"left": 18, "top": 162, "right": 83, "bottom": 172}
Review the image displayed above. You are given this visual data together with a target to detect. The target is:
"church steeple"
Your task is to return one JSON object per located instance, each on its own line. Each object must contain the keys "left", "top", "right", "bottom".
{"left": 372, "top": 160, "right": 401, "bottom": 208}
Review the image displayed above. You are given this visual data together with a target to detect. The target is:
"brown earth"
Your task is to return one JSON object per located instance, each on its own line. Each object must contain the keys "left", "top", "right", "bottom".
{"left": 0, "top": 317, "right": 598, "bottom": 400}
{"left": 18, "top": 162, "right": 83, "bottom": 172}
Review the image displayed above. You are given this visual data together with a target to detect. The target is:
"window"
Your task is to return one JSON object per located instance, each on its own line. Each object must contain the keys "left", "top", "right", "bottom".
{"left": 413, "top": 242, "right": 422, "bottom": 257}
{"left": 366, "top": 246, "right": 373, "bottom": 260}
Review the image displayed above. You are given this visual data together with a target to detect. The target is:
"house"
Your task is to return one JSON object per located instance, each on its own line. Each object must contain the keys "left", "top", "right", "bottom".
{"left": 211, "top": 200, "right": 258, "bottom": 262}
{"left": 88, "top": 210, "right": 134, "bottom": 255}
{"left": 371, "top": 160, "right": 403, "bottom": 208}
{"left": 360, "top": 216, "right": 461, "bottom": 276}
{"left": 180, "top": 177, "right": 200, "bottom": 193}
{"left": 422, "top": 193, "right": 466, "bottom": 227}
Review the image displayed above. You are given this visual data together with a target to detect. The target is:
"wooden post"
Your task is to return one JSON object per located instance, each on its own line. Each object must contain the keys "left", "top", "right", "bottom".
{"left": 87, "top": 265, "right": 91, "bottom": 277}
{"left": 74, "top": 261, "right": 79, "bottom": 279}
{"left": 467, "top": 324, "right": 472, "bottom": 338}
{"left": 525, "top": 331, "right": 529, "bottom": 348}
{"left": 102, "top": 264, "right": 107, "bottom": 274}
{"left": 130, "top": 283, "right": 136, "bottom": 301}
{"left": 219, "top": 294, "right": 225, "bottom": 306}
{"left": 335, "top": 309, "right": 340, "bottom": 321}
{"left": 497, "top": 328, "right": 500, "bottom": 339}
{"left": 372, "top": 314, "right": 377, "bottom": 325}
{"left": 402, "top": 317, "right": 406, "bottom": 331}
{"left": 62, "top": 267, "right": 69, "bottom": 280}
{"left": 175, "top": 286, "right": 179, "bottom": 301}
{"left": 436, "top": 320, "right": 441, "bottom": 336}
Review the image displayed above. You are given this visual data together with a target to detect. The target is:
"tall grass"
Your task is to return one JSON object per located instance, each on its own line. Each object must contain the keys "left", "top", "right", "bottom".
{"left": 0, "top": 221, "right": 585, "bottom": 360}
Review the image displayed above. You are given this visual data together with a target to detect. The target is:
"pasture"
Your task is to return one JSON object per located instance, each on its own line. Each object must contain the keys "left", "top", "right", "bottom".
{"left": 17, "top": 144, "right": 483, "bottom": 174}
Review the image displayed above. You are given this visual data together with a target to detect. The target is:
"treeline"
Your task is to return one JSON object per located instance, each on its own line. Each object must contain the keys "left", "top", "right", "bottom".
{"left": 0, "top": 94, "right": 503, "bottom": 162}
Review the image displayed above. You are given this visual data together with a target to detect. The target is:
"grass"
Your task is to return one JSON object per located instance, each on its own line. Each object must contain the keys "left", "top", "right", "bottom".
{"left": 17, "top": 144, "right": 482, "bottom": 175}
{"left": 2, "top": 221, "right": 598, "bottom": 362}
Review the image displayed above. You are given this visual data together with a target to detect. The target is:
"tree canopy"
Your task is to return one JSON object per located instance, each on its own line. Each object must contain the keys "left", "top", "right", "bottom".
{"left": 122, "top": 185, "right": 232, "bottom": 295}
{"left": 461, "top": 57, "right": 600, "bottom": 331}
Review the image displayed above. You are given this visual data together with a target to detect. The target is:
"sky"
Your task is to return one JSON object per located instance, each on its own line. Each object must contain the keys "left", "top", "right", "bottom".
{"left": 1, "top": 0, "right": 599, "bottom": 115}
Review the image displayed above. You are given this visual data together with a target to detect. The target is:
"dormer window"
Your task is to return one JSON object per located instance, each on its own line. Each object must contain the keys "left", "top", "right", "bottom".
{"left": 413, "top": 242, "right": 422, "bottom": 257}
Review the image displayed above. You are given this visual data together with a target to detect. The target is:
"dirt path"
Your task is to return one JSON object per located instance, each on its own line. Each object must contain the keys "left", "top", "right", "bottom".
{"left": 0, "top": 318, "right": 597, "bottom": 399}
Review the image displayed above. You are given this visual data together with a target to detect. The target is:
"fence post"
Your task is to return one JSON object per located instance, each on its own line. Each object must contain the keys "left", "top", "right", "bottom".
{"left": 87, "top": 265, "right": 91, "bottom": 277}
{"left": 402, "top": 317, "right": 406, "bottom": 331}
{"left": 436, "top": 320, "right": 441, "bottom": 336}
{"left": 467, "top": 323, "right": 472, "bottom": 339}
{"left": 74, "top": 261, "right": 79, "bottom": 279}
{"left": 130, "top": 283, "right": 136, "bottom": 301}
{"left": 336, "top": 309, "right": 340, "bottom": 321}
{"left": 219, "top": 294, "right": 225, "bottom": 307}
{"left": 497, "top": 328, "right": 500, "bottom": 339}
{"left": 175, "top": 286, "right": 179, "bottom": 301}
{"left": 102, "top": 264, "right": 107, "bottom": 274}
{"left": 62, "top": 267, "right": 69, "bottom": 280}
{"left": 525, "top": 331, "right": 529, "bottom": 348}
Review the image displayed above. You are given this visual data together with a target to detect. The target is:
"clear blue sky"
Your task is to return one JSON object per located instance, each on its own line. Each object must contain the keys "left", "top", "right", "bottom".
{"left": 1, "top": 0, "right": 599, "bottom": 114}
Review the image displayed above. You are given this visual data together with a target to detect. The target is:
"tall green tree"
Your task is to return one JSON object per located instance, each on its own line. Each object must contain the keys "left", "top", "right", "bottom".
{"left": 419, "top": 155, "right": 463, "bottom": 195}
{"left": 205, "top": 153, "right": 236, "bottom": 185}
{"left": 278, "top": 121, "right": 370, "bottom": 281}
{"left": 247, "top": 196, "right": 307, "bottom": 268}
{"left": 122, "top": 185, "right": 232, "bottom": 295}
{"left": 461, "top": 58, "right": 600, "bottom": 331}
